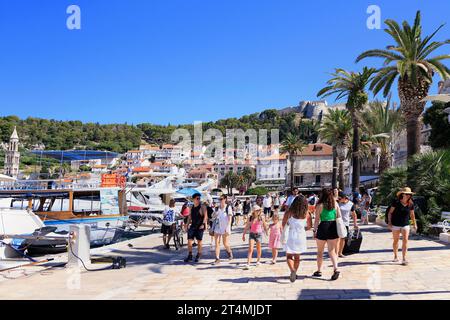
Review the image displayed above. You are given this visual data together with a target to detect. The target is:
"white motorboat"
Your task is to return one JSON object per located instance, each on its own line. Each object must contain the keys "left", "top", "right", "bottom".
{"left": 0, "top": 207, "right": 67, "bottom": 258}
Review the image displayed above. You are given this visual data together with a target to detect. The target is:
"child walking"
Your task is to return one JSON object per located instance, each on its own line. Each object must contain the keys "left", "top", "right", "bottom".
{"left": 268, "top": 212, "right": 282, "bottom": 264}
{"left": 242, "top": 205, "right": 268, "bottom": 269}
{"left": 282, "top": 195, "right": 312, "bottom": 282}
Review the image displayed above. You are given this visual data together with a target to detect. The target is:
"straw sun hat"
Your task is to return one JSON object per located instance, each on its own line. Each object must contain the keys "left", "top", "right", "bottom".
{"left": 396, "top": 187, "right": 415, "bottom": 197}
{"left": 252, "top": 205, "right": 262, "bottom": 211}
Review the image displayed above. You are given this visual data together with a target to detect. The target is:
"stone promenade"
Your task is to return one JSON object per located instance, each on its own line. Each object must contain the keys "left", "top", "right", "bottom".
{"left": 1, "top": 223, "right": 450, "bottom": 300}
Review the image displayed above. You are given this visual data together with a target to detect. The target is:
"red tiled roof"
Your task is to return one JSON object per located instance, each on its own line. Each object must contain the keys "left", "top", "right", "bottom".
{"left": 298, "top": 143, "right": 333, "bottom": 156}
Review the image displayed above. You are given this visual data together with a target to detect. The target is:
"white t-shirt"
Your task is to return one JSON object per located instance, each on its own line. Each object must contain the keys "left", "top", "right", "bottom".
{"left": 274, "top": 197, "right": 280, "bottom": 206}
{"left": 339, "top": 201, "right": 355, "bottom": 227}
{"left": 263, "top": 197, "right": 272, "bottom": 208}
{"left": 162, "top": 206, "right": 178, "bottom": 226}
{"left": 215, "top": 205, "right": 233, "bottom": 234}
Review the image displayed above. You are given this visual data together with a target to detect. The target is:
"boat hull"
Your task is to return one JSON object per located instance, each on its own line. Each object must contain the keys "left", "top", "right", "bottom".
{"left": 43, "top": 216, "right": 129, "bottom": 247}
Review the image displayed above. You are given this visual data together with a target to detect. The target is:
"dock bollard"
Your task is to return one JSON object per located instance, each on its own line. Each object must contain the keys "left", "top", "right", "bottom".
{"left": 68, "top": 224, "right": 91, "bottom": 268}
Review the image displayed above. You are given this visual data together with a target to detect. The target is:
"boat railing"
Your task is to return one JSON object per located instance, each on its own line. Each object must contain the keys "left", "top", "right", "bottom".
{"left": 0, "top": 181, "right": 103, "bottom": 191}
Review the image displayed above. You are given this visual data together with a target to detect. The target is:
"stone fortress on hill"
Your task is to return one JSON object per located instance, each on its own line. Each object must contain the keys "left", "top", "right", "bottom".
{"left": 277, "top": 100, "right": 346, "bottom": 121}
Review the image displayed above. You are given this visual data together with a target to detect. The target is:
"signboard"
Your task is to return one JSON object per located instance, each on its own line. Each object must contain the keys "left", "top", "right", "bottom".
{"left": 100, "top": 188, "right": 120, "bottom": 215}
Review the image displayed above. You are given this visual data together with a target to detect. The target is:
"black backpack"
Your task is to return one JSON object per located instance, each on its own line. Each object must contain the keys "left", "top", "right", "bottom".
{"left": 384, "top": 206, "right": 391, "bottom": 224}
{"left": 206, "top": 206, "right": 214, "bottom": 220}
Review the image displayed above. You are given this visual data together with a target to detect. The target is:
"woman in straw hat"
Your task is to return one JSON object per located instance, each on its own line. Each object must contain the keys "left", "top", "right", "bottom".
{"left": 387, "top": 187, "right": 418, "bottom": 266}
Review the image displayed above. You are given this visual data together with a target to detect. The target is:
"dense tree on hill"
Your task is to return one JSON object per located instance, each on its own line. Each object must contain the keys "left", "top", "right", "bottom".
{"left": 0, "top": 108, "right": 320, "bottom": 154}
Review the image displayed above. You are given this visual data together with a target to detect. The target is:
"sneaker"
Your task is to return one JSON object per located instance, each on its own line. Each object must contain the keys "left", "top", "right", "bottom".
{"left": 194, "top": 254, "right": 201, "bottom": 263}
{"left": 184, "top": 254, "right": 193, "bottom": 263}
{"left": 290, "top": 270, "right": 296, "bottom": 283}
{"left": 255, "top": 261, "right": 261, "bottom": 267}
{"left": 393, "top": 258, "right": 399, "bottom": 263}
{"left": 213, "top": 258, "right": 220, "bottom": 265}
{"left": 331, "top": 270, "right": 340, "bottom": 281}
{"left": 402, "top": 260, "right": 409, "bottom": 266}
{"left": 312, "top": 271, "right": 322, "bottom": 277}
{"left": 243, "top": 264, "right": 250, "bottom": 270}
{"left": 165, "top": 244, "right": 170, "bottom": 249}
{"left": 227, "top": 251, "right": 234, "bottom": 261}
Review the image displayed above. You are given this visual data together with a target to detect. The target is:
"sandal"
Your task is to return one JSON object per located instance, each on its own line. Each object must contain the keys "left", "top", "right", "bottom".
{"left": 331, "top": 270, "right": 340, "bottom": 281}
{"left": 312, "top": 271, "right": 322, "bottom": 277}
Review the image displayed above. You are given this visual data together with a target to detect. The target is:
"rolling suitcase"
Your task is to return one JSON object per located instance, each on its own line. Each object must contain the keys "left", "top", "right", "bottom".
{"left": 343, "top": 228, "right": 363, "bottom": 255}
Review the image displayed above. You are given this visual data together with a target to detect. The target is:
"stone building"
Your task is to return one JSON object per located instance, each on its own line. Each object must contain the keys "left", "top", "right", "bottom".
{"left": 290, "top": 143, "right": 333, "bottom": 191}
{"left": 4, "top": 127, "right": 20, "bottom": 178}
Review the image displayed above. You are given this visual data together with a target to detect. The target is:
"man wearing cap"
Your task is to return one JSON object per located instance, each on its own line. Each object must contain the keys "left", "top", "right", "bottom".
{"left": 387, "top": 187, "right": 417, "bottom": 266}
{"left": 184, "top": 193, "right": 208, "bottom": 263}
{"left": 337, "top": 192, "right": 358, "bottom": 257}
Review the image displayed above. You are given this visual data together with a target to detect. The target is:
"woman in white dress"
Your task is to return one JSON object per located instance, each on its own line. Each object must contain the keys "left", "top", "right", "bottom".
{"left": 282, "top": 195, "right": 312, "bottom": 283}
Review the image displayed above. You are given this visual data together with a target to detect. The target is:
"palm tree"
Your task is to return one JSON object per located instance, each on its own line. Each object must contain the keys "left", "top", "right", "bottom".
{"left": 317, "top": 67, "right": 376, "bottom": 192}
{"left": 220, "top": 171, "right": 239, "bottom": 195}
{"left": 361, "top": 98, "right": 403, "bottom": 174}
{"left": 281, "top": 133, "right": 306, "bottom": 191}
{"left": 356, "top": 11, "right": 450, "bottom": 161}
{"left": 241, "top": 167, "right": 256, "bottom": 191}
{"left": 319, "top": 109, "right": 352, "bottom": 189}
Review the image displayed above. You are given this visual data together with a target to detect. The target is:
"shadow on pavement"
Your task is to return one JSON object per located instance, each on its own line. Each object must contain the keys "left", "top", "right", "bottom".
{"left": 298, "top": 288, "right": 450, "bottom": 300}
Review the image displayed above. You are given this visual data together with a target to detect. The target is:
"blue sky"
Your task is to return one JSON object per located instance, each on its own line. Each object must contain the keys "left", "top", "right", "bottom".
{"left": 0, "top": 0, "right": 449, "bottom": 125}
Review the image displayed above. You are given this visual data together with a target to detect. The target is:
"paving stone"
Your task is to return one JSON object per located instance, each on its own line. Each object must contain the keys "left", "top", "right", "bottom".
{"left": 0, "top": 224, "right": 449, "bottom": 300}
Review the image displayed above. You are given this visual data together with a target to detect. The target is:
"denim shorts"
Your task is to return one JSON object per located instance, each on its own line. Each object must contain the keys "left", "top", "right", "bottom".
{"left": 249, "top": 232, "right": 262, "bottom": 243}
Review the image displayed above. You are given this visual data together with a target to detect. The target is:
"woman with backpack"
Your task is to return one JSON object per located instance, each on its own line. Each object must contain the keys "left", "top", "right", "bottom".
{"left": 212, "top": 195, "right": 234, "bottom": 264}
{"left": 387, "top": 187, "right": 417, "bottom": 266}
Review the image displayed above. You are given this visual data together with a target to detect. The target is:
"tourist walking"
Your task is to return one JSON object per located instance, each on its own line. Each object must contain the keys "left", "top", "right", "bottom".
{"left": 242, "top": 205, "right": 268, "bottom": 269}
{"left": 268, "top": 212, "right": 282, "bottom": 264}
{"left": 161, "top": 199, "right": 179, "bottom": 249}
{"left": 263, "top": 194, "right": 272, "bottom": 218}
{"left": 279, "top": 193, "right": 286, "bottom": 210}
{"left": 360, "top": 191, "right": 372, "bottom": 225}
{"left": 273, "top": 195, "right": 280, "bottom": 211}
{"left": 313, "top": 188, "right": 342, "bottom": 280}
{"left": 387, "top": 187, "right": 417, "bottom": 266}
{"left": 212, "top": 195, "right": 234, "bottom": 264}
{"left": 243, "top": 198, "right": 251, "bottom": 224}
{"left": 337, "top": 192, "right": 358, "bottom": 257}
{"left": 184, "top": 193, "right": 208, "bottom": 263}
{"left": 205, "top": 199, "right": 216, "bottom": 251}
{"left": 286, "top": 188, "right": 299, "bottom": 208}
{"left": 180, "top": 202, "right": 190, "bottom": 225}
{"left": 282, "top": 195, "right": 312, "bottom": 282}
{"left": 234, "top": 200, "right": 243, "bottom": 226}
